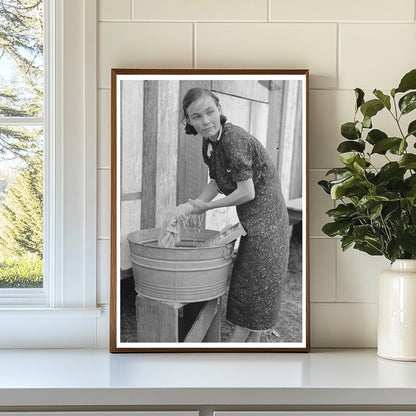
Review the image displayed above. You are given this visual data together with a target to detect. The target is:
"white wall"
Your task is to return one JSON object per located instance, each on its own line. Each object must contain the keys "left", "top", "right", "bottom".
{"left": 96, "top": 0, "right": 416, "bottom": 347}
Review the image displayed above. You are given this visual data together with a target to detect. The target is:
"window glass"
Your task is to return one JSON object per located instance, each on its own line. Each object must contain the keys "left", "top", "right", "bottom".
{"left": 0, "top": 0, "right": 44, "bottom": 289}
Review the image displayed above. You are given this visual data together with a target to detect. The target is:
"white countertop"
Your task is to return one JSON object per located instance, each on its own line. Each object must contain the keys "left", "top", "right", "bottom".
{"left": 0, "top": 348, "right": 416, "bottom": 408}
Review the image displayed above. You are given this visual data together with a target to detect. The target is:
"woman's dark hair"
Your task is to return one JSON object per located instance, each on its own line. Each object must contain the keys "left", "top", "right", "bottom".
{"left": 182, "top": 88, "right": 227, "bottom": 135}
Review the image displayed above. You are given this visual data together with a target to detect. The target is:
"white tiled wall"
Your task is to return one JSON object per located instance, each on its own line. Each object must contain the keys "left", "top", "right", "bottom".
{"left": 96, "top": 0, "right": 416, "bottom": 347}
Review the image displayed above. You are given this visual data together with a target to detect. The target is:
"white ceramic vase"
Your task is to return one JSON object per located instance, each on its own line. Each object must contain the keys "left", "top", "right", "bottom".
{"left": 378, "top": 259, "right": 416, "bottom": 361}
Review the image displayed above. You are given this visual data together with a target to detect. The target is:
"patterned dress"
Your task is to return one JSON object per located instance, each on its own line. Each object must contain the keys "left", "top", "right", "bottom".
{"left": 202, "top": 123, "right": 290, "bottom": 331}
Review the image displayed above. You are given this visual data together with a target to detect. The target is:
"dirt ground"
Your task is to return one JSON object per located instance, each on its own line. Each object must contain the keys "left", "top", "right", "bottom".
{"left": 120, "top": 224, "right": 303, "bottom": 343}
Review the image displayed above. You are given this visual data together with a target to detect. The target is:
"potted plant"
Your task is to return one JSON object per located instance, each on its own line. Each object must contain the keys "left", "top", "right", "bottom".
{"left": 319, "top": 68, "right": 416, "bottom": 361}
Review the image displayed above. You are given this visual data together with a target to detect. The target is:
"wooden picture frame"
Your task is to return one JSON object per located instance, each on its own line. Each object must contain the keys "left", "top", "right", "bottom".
{"left": 110, "top": 69, "right": 310, "bottom": 352}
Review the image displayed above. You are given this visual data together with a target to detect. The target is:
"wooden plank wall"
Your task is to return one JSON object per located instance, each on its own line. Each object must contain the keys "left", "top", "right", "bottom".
{"left": 278, "top": 80, "right": 303, "bottom": 201}
{"left": 176, "top": 80, "right": 211, "bottom": 205}
{"left": 120, "top": 80, "right": 143, "bottom": 271}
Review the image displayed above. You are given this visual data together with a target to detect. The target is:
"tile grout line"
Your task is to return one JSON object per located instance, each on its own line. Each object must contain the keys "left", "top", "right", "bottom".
{"left": 268, "top": 0, "right": 271, "bottom": 22}
{"left": 336, "top": 22, "right": 340, "bottom": 90}
{"left": 193, "top": 22, "right": 197, "bottom": 69}
{"left": 97, "top": 19, "right": 415, "bottom": 24}
{"left": 130, "top": 0, "right": 133, "bottom": 20}
{"left": 333, "top": 227, "right": 338, "bottom": 303}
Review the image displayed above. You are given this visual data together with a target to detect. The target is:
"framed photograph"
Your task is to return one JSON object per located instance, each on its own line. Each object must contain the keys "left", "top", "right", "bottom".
{"left": 110, "top": 69, "right": 310, "bottom": 352}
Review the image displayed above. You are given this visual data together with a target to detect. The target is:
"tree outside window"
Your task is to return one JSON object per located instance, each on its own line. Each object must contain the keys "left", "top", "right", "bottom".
{"left": 0, "top": 0, "right": 44, "bottom": 288}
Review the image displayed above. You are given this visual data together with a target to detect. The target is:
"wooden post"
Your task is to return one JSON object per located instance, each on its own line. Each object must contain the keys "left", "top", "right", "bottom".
{"left": 141, "top": 80, "right": 180, "bottom": 229}
{"left": 136, "top": 294, "right": 181, "bottom": 342}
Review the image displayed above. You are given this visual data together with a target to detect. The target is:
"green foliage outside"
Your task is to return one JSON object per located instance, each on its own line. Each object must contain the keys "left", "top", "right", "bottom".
{"left": 0, "top": 252, "right": 42, "bottom": 288}
{"left": 0, "top": 0, "right": 44, "bottom": 288}
{"left": 319, "top": 69, "right": 416, "bottom": 263}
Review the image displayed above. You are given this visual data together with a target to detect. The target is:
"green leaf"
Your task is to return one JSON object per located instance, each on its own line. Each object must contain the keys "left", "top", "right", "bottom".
{"left": 363, "top": 116, "right": 372, "bottom": 129}
{"left": 399, "top": 154, "right": 416, "bottom": 169}
{"left": 373, "top": 89, "right": 391, "bottom": 110}
{"left": 398, "top": 227, "right": 416, "bottom": 255}
{"left": 369, "top": 203, "right": 383, "bottom": 219}
{"left": 341, "top": 235, "right": 355, "bottom": 251}
{"left": 339, "top": 152, "right": 360, "bottom": 167}
{"left": 389, "top": 139, "right": 408, "bottom": 155}
{"left": 353, "top": 158, "right": 366, "bottom": 174}
{"left": 386, "top": 240, "right": 402, "bottom": 263}
{"left": 318, "top": 180, "right": 331, "bottom": 194}
{"left": 395, "top": 69, "right": 416, "bottom": 94}
{"left": 352, "top": 225, "right": 374, "bottom": 240}
{"left": 322, "top": 221, "right": 351, "bottom": 237}
{"left": 325, "top": 167, "right": 352, "bottom": 176}
{"left": 355, "top": 88, "right": 365, "bottom": 110}
{"left": 371, "top": 137, "right": 402, "bottom": 154}
{"left": 366, "top": 129, "right": 387, "bottom": 145}
{"left": 360, "top": 99, "right": 384, "bottom": 119}
{"left": 399, "top": 92, "right": 416, "bottom": 115}
{"left": 357, "top": 195, "right": 389, "bottom": 211}
{"left": 330, "top": 176, "right": 358, "bottom": 199}
{"left": 377, "top": 162, "right": 406, "bottom": 181}
{"left": 337, "top": 140, "right": 365, "bottom": 153}
{"left": 326, "top": 203, "right": 357, "bottom": 220}
{"left": 354, "top": 241, "right": 383, "bottom": 256}
{"left": 341, "top": 122, "right": 361, "bottom": 140}
{"left": 407, "top": 120, "right": 416, "bottom": 138}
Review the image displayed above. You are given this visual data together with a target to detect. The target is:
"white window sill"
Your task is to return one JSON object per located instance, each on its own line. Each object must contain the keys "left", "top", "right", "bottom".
{"left": 0, "top": 349, "right": 415, "bottom": 410}
{"left": 0, "top": 307, "right": 104, "bottom": 348}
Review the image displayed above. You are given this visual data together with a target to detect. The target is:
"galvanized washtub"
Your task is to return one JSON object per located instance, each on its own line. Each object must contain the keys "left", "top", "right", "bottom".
{"left": 127, "top": 228, "right": 234, "bottom": 303}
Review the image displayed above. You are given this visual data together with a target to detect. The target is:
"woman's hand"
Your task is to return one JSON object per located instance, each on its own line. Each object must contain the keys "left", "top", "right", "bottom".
{"left": 188, "top": 198, "right": 210, "bottom": 214}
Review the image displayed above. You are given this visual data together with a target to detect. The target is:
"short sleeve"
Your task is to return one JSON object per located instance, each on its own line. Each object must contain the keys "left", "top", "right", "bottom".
{"left": 223, "top": 135, "right": 253, "bottom": 182}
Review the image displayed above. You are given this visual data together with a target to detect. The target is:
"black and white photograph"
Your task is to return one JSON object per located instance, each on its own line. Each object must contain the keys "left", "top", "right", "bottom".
{"left": 110, "top": 69, "right": 309, "bottom": 352}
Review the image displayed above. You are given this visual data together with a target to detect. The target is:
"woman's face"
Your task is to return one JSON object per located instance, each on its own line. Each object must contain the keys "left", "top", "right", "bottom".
{"left": 186, "top": 94, "right": 221, "bottom": 140}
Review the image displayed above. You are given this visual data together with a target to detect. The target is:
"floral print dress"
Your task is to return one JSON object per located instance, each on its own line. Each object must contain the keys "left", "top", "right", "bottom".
{"left": 202, "top": 123, "right": 290, "bottom": 331}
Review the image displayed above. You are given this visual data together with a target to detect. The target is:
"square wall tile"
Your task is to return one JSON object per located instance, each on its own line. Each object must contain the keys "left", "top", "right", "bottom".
{"left": 340, "top": 24, "right": 416, "bottom": 90}
{"left": 309, "top": 169, "right": 334, "bottom": 237}
{"left": 98, "top": 89, "right": 111, "bottom": 168}
{"left": 311, "top": 303, "right": 377, "bottom": 347}
{"left": 98, "top": 169, "right": 111, "bottom": 238}
{"left": 309, "top": 90, "right": 355, "bottom": 169}
{"left": 309, "top": 89, "right": 411, "bottom": 169}
{"left": 310, "top": 238, "right": 336, "bottom": 302}
{"left": 271, "top": 0, "right": 414, "bottom": 21}
{"left": 98, "top": 22, "right": 193, "bottom": 89}
{"left": 133, "top": 0, "right": 268, "bottom": 20}
{"left": 98, "top": 0, "right": 130, "bottom": 20}
{"left": 336, "top": 244, "right": 390, "bottom": 303}
{"left": 196, "top": 23, "right": 337, "bottom": 89}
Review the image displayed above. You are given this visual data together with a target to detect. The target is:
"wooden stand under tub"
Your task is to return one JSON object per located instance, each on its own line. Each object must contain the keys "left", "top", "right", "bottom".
{"left": 136, "top": 294, "right": 222, "bottom": 342}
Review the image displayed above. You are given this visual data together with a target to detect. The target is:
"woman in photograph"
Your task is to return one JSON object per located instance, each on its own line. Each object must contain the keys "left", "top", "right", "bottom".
{"left": 182, "top": 87, "right": 290, "bottom": 342}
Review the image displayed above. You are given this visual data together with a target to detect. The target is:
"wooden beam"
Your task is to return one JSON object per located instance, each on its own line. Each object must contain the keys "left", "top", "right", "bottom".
{"left": 184, "top": 299, "right": 219, "bottom": 342}
{"left": 141, "top": 81, "right": 158, "bottom": 229}
{"left": 136, "top": 294, "right": 181, "bottom": 342}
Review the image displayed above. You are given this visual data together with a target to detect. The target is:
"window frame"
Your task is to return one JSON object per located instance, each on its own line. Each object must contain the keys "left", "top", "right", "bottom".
{"left": 0, "top": 0, "right": 101, "bottom": 348}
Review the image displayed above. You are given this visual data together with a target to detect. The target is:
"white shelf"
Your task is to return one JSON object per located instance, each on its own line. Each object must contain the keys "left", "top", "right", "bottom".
{"left": 0, "top": 349, "right": 415, "bottom": 409}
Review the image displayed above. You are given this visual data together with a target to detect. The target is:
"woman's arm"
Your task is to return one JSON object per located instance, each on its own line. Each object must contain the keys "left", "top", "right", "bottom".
{"left": 196, "top": 180, "right": 219, "bottom": 202}
{"left": 189, "top": 178, "right": 255, "bottom": 214}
